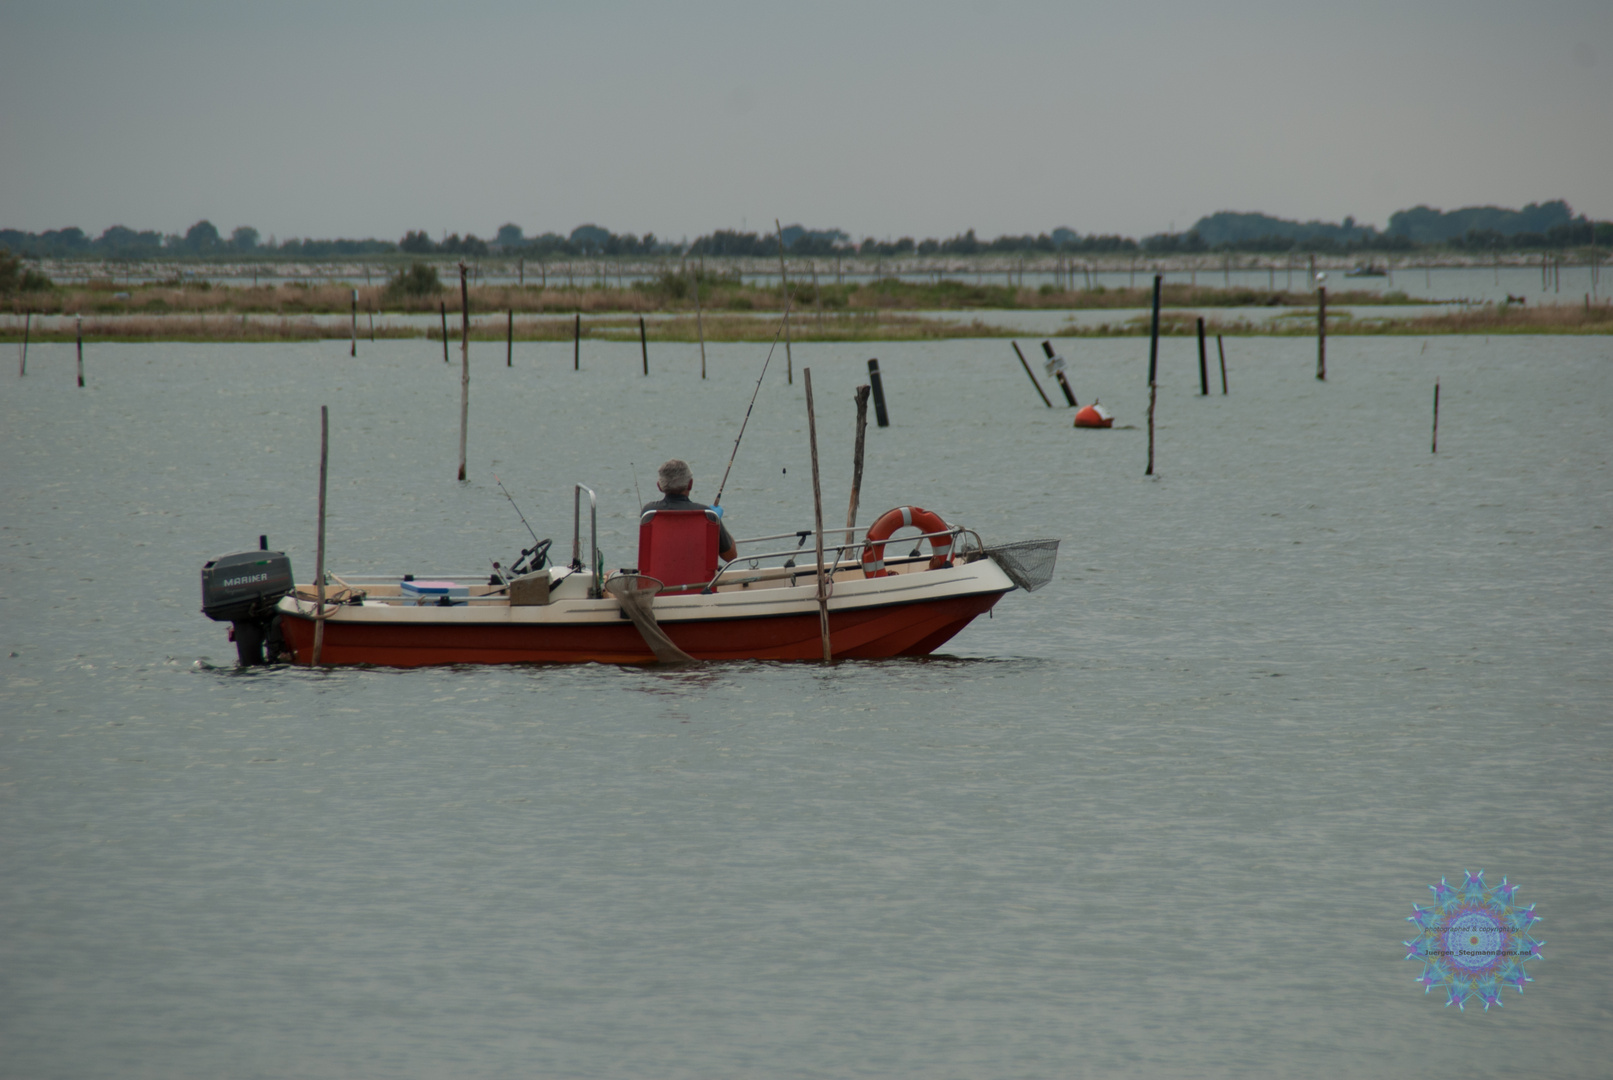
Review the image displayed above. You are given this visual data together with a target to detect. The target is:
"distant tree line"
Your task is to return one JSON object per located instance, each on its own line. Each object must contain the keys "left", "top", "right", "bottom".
{"left": 3, "top": 203, "right": 1608, "bottom": 261}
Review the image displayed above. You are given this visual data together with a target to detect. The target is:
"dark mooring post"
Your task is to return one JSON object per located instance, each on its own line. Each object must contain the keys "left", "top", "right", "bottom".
{"left": 1145, "top": 380, "right": 1158, "bottom": 476}
{"left": 1011, "top": 341, "right": 1053, "bottom": 407}
{"left": 19, "top": 309, "right": 31, "bottom": 376}
{"left": 1196, "top": 317, "right": 1209, "bottom": 395}
{"left": 573, "top": 313, "right": 580, "bottom": 371}
{"left": 1316, "top": 285, "right": 1327, "bottom": 381}
{"left": 458, "top": 263, "right": 470, "bottom": 482}
{"left": 639, "top": 316, "right": 648, "bottom": 375}
{"left": 867, "top": 358, "right": 889, "bottom": 428}
{"left": 1432, "top": 379, "right": 1440, "bottom": 454}
{"left": 506, "top": 310, "right": 513, "bottom": 366}
{"left": 846, "top": 384, "right": 871, "bottom": 546}
{"left": 440, "top": 301, "right": 449, "bottom": 363}
{"left": 349, "top": 289, "right": 357, "bottom": 357}
{"left": 76, "top": 315, "right": 84, "bottom": 387}
{"left": 1217, "top": 335, "right": 1228, "bottom": 394}
{"left": 1148, "top": 275, "right": 1162, "bottom": 384}
{"left": 1041, "top": 341, "right": 1078, "bottom": 406}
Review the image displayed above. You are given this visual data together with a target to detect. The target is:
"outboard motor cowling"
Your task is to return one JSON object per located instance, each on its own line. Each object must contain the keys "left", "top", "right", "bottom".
{"left": 202, "top": 545, "right": 293, "bottom": 664}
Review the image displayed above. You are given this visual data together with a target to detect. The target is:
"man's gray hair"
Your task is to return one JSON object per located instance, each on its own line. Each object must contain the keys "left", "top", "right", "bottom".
{"left": 657, "top": 459, "right": 693, "bottom": 494}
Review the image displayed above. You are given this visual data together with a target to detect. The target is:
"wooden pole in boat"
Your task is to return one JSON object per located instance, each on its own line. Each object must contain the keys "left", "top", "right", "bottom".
{"left": 458, "top": 263, "right": 470, "bottom": 482}
{"left": 1145, "top": 381, "right": 1158, "bottom": 476}
{"left": 313, "top": 405, "right": 329, "bottom": 666}
{"left": 639, "top": 315, "right": 649, "bottom": 375}
{"left": 18, "top": 309, "right": 30, "bottom": 376}
{"left": 350, "top": 289, "right": 357, "bottom": 357}
{"left": 1147, "top": 275, "right": 1162, "bottom": 384}
{"left": 1197, "top": 317, "right": 1209, "bottom": 395}
{"left": 804, "top": 368, "right": 832, "bottom": 663}
{"left": 1431, "top": 379, "right": 1440, "bottom": 454}
{"left": 775, "top": 220, "right": 793, "bottom": 385}
{"left": 76, "top": 316, "right": 83, "bottom": 387}
{"left": 1011, "top": 341, "right": 1053, "bottom": 407}
{"left": 440, "top": 301, "right": 449, "bottom": 363}
{"left": 573, "top": 313, "right": 580, "bottom": 371}
{"left": 1217, "top": 335, "right": 1228, "bottom": 394}
{"left": 846, "top": 384, "right": 870, "bottom": 546}
{"left": 1316, "top": 284, "right": 1327, "bottom": 381}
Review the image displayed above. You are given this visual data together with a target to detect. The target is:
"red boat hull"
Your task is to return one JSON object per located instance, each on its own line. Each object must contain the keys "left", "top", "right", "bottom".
{"left": 278, "top": 590, "right": 1004, "bottom": 666}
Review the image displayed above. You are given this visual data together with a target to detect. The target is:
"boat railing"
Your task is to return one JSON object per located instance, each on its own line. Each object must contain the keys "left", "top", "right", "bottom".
{"left": 680, "top": 524, "right": 975, "bottom": 594}
{"left": 299, "top": 520, "right": 984, "bottom": 606}
{"left": 572, "top": 484, "right": 601, "bottom": 598}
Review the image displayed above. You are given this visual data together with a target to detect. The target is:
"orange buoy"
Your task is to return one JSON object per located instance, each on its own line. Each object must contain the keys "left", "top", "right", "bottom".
{"left": 1074, "top": 402, "right": 1113, "bottom": 428}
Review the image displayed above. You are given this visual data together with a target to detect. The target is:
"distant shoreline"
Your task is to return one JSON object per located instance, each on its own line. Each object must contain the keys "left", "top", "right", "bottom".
{"left": 3, "top": 301, "right": 1608, "bottom": 344}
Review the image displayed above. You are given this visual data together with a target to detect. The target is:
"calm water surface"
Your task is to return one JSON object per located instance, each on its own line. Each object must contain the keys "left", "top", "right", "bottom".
{"left": 2, "top": 332, "right": 1610, "bottom": 1078}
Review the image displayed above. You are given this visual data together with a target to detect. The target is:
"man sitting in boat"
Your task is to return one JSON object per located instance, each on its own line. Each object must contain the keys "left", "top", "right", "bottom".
{"left": 642, "top": 459, "right": 738, "bottom": 562}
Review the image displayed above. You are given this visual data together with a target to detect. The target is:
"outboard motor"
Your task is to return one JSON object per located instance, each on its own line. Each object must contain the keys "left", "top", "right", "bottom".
{"left": 201, "top": 536, "right": 293, "bottom": 665}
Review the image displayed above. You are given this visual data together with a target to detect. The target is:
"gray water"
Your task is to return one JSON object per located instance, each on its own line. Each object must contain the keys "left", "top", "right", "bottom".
{"left": 2, "top": 332, "right": 1610, "bottom": 1078}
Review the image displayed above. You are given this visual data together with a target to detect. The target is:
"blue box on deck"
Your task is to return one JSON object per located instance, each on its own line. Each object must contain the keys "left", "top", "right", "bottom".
{"left": 401, "top": 579, "right": 468, "bottom": 603}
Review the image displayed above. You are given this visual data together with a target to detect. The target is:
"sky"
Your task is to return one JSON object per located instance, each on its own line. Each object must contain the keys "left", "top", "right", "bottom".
{"left": 1, "top": 0, "right": 1608, "bottom": 244}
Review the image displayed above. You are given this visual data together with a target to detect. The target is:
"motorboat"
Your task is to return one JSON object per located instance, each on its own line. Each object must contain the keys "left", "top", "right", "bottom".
{"left": 201, "top": 487, "right": 1059, "bottom": 666}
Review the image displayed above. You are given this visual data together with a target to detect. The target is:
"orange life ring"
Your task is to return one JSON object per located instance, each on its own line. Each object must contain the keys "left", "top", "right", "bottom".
{"left": 861, "top": 506, "right": 953, "bottom": 578}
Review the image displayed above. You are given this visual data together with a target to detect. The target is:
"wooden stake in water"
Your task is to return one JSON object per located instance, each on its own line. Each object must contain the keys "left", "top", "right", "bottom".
{"left": 1217, "top": 335, "right": 1228, "bottom": 394}
{"left": 803, "top": 368, "right": 832, "bottom": 664}
{"left": 639, "top": 316, "right": 648, "bottom": 375}
{"left": 76, "top": 316, "right": 84, "bottom": 387}
{"left": 1011, "top": 342, "right": 1054, "bottom": 408}
{"left": 775, "top": 219, "right": 793, "bottom": 385}
{"left": 1147, "top": 275, "right": 1162, "bottom": 384}
{"left": 692, "top": 263, "right": 707, "bottom": 380}
{"left": 349, "top": 289, "right": 357, "bottom": 357}
{"left": 1042, "top": 340, "right": 1078, "bottom": 406}
{"left": 313, "top": 404, "right": 329, "bottom": 666}
{"left": 458, "top": 263, "right": 470, "bottom": 482}
{"left": 507, "top": 310, "right": 513, "bottom": 367}
{"left": 1197, "top": 317, "right": 1209, "bottom": 395}
{"left": 867, "top": 358, "right": 889, "bottom": 427}
{"left": 1432, "top": 379, "right": 1440, "bottom": 454}
{"left": 18, "top": 309, "right": 30, "bottom": 376}
{"left": 1145, "top": 381, "right": 1158, "bottom": 476}
{"left": 573, "top": 313, "right": 580, "bottom": 371}
{"left": 440, "top": 302, "right": 449, "bottom": 363}
{"left": 1316, "top": 284, "right": 1327, "bottom": 381}
{"left": 846, "top": 384, "right": 870, "bottom": 546}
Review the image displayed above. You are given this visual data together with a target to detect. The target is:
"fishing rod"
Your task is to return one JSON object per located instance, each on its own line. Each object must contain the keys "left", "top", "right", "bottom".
{"left": 493, "top": 474, "right": 542, "bottom": 547}
{"left": 493, "top": 474, "right": 553, "bottom": 577}
{"left": 713, "top": 298, "right": 793, "bottom": 508}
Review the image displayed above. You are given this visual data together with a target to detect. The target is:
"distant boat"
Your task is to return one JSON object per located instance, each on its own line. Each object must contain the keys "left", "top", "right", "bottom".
{"left": 1345, "top": 262, "right": 1388, "bottom": 278}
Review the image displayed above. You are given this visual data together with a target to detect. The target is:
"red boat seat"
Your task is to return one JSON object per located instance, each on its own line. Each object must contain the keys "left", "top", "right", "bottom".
{"left": 638, "top": 509, "right": 721, "bottom": 592}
